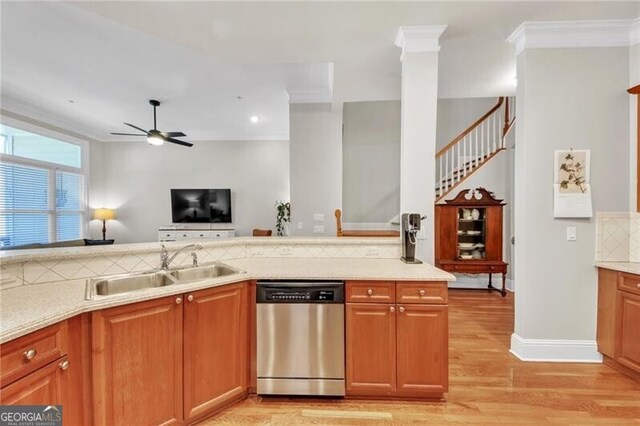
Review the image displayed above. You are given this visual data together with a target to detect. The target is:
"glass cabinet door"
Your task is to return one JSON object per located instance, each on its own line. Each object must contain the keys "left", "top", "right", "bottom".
{"left": 456, "top": 207, "right": 486, "bottom": 260}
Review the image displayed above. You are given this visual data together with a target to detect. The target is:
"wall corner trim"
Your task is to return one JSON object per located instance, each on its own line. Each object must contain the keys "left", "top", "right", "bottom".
{"left": 395, "top": 25, "right": 448, "bottom": 60}
{"left": 509, "top": 333, "right": 603, "bottom": 363}
{"left": 507, "top": 18, "right": 640, "bottom": 56}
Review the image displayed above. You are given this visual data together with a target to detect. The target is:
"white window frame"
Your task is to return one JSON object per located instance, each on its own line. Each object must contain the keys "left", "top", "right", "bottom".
{"left": 0, "top": 115, "right": 90, "bottom": 245}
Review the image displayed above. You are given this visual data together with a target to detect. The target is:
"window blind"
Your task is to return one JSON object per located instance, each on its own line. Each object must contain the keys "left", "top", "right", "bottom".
{"left": 0, "top": 163, "right": 50, "bottom": 247}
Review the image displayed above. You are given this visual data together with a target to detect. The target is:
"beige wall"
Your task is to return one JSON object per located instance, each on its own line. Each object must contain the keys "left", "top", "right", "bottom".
{"left": 342, "top": 100, "right": 400, "bottom": 223}
{"left": 630, "top": 44, "right": 639, "bottom": 211}
{"left": 514, "top": 48, "right": 630, "bottom": 345}
{"left": 289, "top": 103, "right": 342, "bottom": 236}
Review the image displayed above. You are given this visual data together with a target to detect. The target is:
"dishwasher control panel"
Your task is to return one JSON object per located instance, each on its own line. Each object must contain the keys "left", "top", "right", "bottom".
{"left": 256, "top": 280, "right": 344, "bottom": 304}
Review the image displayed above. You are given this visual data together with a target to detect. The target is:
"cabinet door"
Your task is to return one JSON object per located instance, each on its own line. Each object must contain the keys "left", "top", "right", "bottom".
{"left": 0, "top": 357, "right": 67, "bottom": 423}
{"left": 484, "top": 206, "right": 503, "bottom": 261}
{"left": 92, "top": 296, "right": 183, "bottom": 426}
{"left": 435, "top": 206, "right": 458, "bottom": 263}
{"left": 617, "top": 291, "right": 640, "bottom": 372}
{"left": 396, "top": 305, "right": 448, "bottom": 396}
{"left": 184, "top": 283, "right": 248, "bottom": 421}
{"left": 345, "top": 303, "right": 396, "bottom": 396}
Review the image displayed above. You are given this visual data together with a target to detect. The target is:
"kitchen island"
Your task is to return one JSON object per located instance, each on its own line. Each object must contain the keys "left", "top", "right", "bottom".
{"left": 0, "top": 238, "right": 455, "bottom": 425}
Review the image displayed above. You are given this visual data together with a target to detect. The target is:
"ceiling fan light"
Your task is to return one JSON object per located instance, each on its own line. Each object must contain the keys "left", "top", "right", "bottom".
{"left": 147, "top": 134, "right": 164, "bottom": 146}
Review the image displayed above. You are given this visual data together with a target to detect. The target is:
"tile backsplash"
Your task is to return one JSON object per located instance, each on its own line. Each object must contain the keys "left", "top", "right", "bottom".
{"left": 595, "top": 212, "right": 640, "bottom": 262}
{"left": 0, "top": 240, "right": 401, "bottom": 289}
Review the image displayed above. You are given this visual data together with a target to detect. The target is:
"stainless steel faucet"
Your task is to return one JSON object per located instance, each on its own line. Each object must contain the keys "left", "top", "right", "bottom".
{"left": 160, "top": 243, "right": 203, "bottom": 270}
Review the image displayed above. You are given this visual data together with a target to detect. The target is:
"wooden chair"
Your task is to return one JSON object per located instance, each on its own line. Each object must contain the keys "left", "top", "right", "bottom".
{"left": 334, "top": 209, "right": 400, "bottom": 237}
{"left": 252, "top": 229, "right": 273, "bottom": 237}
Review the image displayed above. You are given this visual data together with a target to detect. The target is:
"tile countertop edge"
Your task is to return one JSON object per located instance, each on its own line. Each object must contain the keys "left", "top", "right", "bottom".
{"left": 595, "top": 261, "right": 640, "bottom": 275}
{"left": 0, "top": 237, "right": 401, "bottom": 263}
{"left": 0, "top": 257, "right": 455, "bottom": 344}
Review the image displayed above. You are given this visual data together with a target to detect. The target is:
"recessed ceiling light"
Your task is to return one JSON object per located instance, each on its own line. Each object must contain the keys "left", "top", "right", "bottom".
{"left": 250, "top": 116, "right": 260, "bottom": 123}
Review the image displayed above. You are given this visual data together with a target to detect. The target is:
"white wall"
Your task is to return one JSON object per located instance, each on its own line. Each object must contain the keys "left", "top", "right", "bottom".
{"left": 342, "top": 101, "right": 400, "bottom": 223}
{"left": 289, "top": 103, "right": 342, "bottom": 236}
{"left": 436, "top": 97, "right": 497, "bottom": 150}
{"left": 88, "top": 139, "right": 289, "bottom": 243}
{"left": 514, "top": 48, "right": 629, "bottom": 348}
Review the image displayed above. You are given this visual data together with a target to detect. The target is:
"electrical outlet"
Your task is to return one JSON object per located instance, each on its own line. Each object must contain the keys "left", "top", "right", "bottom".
{"left": 566, "top": 226, "right": 577, "bottom": 242}
{"left": 297, "top": 222, "right": 303, "bottom": 230}
{"left": 364, "top": 246, "right": 379, "bottom": 256}
{"left": 313, "top": 225, "right": 324, "bottom": 233}
{"left": 279, "top": 246, "right": 293, "bottom": 256}
{"left": 313, "top": 213, "right": 325, "bottom": 222}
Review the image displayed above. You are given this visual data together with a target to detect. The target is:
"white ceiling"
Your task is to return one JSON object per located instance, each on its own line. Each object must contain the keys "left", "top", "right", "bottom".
{"left": 1, "top": 1, "right": 638, "bottom": 142}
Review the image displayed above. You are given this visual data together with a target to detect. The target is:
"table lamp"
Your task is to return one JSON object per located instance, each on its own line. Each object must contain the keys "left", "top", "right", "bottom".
{"left": 93, "top": 208, "right": 115, "bottom": 240}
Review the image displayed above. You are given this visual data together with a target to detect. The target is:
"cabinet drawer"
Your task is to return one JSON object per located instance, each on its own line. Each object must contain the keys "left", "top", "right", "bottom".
{"left": 1, "top": 322, "right": 68, "bottom": 387}
{"left": 397, "top": 282, "right": 448, "bottom": 304}
{"left": 346, "top": 281, "right": 395, "bottom": 303}
{"left": 619, "top": 273, "right": 640, "bottom": 296}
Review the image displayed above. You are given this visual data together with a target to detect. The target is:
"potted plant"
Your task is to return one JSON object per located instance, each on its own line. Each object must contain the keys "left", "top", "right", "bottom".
{"left": 275, "top": 201, "right": 291, "bottom": 236}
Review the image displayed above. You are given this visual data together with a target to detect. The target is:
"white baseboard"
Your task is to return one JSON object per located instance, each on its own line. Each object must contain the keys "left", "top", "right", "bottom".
{"left": 447, "top": 275, "right": 514, "bottom": 292}
{"left": 509, "top": 333, "right": 603, "bottom": 363}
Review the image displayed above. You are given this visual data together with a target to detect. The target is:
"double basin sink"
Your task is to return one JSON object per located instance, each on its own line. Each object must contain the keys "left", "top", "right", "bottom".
{"left": 85, "top": 263, "right": 243, "bottom": 300}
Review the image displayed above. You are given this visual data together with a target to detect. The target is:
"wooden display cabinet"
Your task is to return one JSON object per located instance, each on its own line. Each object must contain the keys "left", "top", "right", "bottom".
{"left": 435, "top": 187, "right": 508, "bottom": 296}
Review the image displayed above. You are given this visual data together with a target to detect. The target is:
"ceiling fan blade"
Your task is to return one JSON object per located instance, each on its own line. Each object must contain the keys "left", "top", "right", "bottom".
{"left": 124, "top": 122, "right": 150, "bottom": 134}
{"left": 165, "top": 137, "right": 193, "bottom": 147}
{"left": 111, "top": 132, "right": 147, "bottom": 136}
{"left": 160, "top": 131, "right": 186, "bottom": 138}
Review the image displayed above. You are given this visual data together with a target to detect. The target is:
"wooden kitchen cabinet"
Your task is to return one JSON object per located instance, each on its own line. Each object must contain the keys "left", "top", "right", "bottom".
{"left": 617, "top": 291, "right": 640, "bottom": 372}
{"left": 345, "top": 281, "right": 448, "bottom": 399}
{"left": 396, "top": 304, "right": 448, "bottom": 395}
{"left": 184, "top": 282, "right": 248, "bottom": 421}
{"left": 0, "top": 317, "right": 87, "bottom": 426}
{"left": 345, "top": 303, "right": 396, "bottom": 396}
{"left": 0, "top": 356, "right": 68, "bottom": 406}
{"left": 597, "top": 268, "right": 640, "bottom": 382}
{"left": 91, "top": 295, "right": 184, "bottom": 426}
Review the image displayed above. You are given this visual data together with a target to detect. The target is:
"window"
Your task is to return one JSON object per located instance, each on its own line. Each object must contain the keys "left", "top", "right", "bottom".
{"left": 0, "top": 124, "right": 86, "bottom": 248}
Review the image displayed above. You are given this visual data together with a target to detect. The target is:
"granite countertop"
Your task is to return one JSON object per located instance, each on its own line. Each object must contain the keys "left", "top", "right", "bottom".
{"left": 0, "top": 257, "right": 454, "bottom": 344}
{"left": 595, "top": 261, "right": 640, "bottom": 275}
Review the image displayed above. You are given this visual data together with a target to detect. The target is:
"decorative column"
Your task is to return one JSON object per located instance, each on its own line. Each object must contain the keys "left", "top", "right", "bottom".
{"left": 395, "top": 25, "right": 447, "bottom": 263}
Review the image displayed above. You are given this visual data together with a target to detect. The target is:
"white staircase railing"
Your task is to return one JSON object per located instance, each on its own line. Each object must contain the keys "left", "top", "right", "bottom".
{"left": 435, "top": 96, "right": 515, "bottom": 201}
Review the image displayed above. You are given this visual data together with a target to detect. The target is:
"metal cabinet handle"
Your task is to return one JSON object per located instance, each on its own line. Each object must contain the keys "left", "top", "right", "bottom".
{"left": 23, "top": 349, "right": 37, "bottom": 361}
{"left": 187, "top": 295, "right": 194, "bottom": 302}
{"left": 175, "top": 297, "right": 182, "bottom": 304}
{"left": 399, "top": 306, "right": 405, "bottom": 313}
{"left": 419, "top": 289, "right": 426, "bottom": 296}
{"left": 390, "top": 306, "right": 395, "bottom": 313}
{"left": 58, "top": 360, "right": 70, "bottom": 370}
{"left": 367, "top": 289, "right": 373, "bottom": 296}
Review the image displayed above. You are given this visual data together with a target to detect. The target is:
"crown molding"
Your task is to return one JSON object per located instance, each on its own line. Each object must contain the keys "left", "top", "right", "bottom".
{"left": 395, "top": 25, "right": 448, "bottom": 60}
{"left": 508, "top": 19, "right": 640, "bottom": 56}
{"left": 286, "top": 87, "right": 333, "bottom": 104}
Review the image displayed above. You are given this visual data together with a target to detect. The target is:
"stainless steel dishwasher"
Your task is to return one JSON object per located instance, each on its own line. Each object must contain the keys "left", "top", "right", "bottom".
{"left": 256, "top": 280, "right": 345, "bottom": 396}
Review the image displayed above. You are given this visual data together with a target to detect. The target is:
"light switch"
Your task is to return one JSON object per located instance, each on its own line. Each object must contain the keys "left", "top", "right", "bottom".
{"left": 313, "top": 213, "right": 325, "bottom": 222}
{"left": 566, "top": 226, "right": 577, "bottom": 242}
{"left": 313, "top": 225, "right": 324, "bottom": 233}
{"left": 297, "top": 222, "right": 303, "bottom": 230}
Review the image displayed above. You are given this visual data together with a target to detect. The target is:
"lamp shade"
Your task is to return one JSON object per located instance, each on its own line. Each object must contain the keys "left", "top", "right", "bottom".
{"left": 94, "top": 208, "right": 115, "bottom": 221}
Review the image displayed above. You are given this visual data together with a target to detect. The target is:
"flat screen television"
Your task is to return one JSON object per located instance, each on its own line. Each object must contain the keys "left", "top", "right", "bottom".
{"left": 171, "top": 189, "right": 232, "bottom": 223}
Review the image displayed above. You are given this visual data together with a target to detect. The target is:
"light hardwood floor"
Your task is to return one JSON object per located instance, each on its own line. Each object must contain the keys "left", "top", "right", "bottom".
{"left": 201, "top": 290, "right": 640, "bottom": 425}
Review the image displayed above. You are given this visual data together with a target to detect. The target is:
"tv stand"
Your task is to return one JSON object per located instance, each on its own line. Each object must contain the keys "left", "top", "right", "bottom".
{"left": 158, "top": 227, "right": 235, "bottom": 242}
